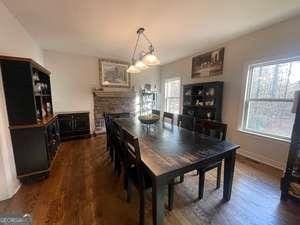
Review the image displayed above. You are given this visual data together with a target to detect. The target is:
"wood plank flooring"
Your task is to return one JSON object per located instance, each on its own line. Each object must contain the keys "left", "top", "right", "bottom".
{"left": 0, "top": 136, "right": 299, "bottom": 225}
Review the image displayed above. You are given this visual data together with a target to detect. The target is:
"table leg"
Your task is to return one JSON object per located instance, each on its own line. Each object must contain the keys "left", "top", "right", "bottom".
{"left": 223, "top": 150, "right": 236, "bottom": 201}
{"left": 152, "top": 179, "right": 165, "bottom": 225}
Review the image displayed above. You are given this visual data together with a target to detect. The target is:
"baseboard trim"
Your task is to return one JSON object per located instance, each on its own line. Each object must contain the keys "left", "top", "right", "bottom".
{"left": 237, "top": 149, "right": 284, "bottom": 171}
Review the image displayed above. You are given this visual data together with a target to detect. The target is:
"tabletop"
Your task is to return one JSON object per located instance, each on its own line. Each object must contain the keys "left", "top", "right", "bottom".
{"left": 114, "top": 118, "right": 240, "bottom": 179}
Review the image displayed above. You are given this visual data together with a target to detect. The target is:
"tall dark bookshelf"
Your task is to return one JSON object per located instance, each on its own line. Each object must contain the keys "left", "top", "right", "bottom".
{"left": 281, "top": 97, "right": 300, "bottom": 202}
{"left": 182, "top": 81, "right": 223, "bottom": 121}
{"left": 0, "top": 55, "right": 59, "bottom": 181}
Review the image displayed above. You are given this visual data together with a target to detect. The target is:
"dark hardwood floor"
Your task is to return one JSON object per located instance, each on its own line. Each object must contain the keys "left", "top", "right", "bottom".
{"left": 0, "top": 136, "right": 299, "bottom": 225}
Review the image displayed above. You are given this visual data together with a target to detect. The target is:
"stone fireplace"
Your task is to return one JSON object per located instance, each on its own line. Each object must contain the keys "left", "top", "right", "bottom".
{"left": 93, "top": 89, "right": 136, "bottom": 133}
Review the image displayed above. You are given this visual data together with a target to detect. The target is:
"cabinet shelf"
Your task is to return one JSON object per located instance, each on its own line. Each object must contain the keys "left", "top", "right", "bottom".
{"left": 183, "top": 81, "right": 223, "bottom": 121}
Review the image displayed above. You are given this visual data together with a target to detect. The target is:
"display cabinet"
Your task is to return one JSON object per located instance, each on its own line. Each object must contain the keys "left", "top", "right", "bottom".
{"left": 0, "top": 55, "right": 58, "bottom": 181}
{"left": 182, "top": 81, "right": 223, "bottom": 121}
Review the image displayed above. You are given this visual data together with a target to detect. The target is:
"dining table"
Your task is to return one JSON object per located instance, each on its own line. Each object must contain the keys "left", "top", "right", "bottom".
{"left": 114, "top": 118, "right": 240, "bottom": 225}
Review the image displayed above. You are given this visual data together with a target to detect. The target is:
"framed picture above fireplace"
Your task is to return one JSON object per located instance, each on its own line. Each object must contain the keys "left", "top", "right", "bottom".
{"left": 99, "top": 59, "right": 130, "bottom": 88}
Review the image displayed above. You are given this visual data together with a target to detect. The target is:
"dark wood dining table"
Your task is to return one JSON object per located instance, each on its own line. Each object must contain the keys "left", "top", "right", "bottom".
{"left": 114, "top": 118, "right": 240, "bottom": 225}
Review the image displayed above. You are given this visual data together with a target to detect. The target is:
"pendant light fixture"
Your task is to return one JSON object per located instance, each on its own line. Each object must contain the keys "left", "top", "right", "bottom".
{"left": 127, "top": 27, "right": 160, "bottom": 74}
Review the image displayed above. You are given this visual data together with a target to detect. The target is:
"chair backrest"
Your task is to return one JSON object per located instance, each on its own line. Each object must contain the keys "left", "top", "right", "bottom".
{"left": 111, "top": 120, "right": 123, "bottom": 151}
{"left": 195, "top": 120, "right": 227, "bottom": 141}
{"left": 121, "top": 128, "right": 142, "bottom": 164}
{"left": 103, "top": 112, "right": 113, "bottom": 143}
{"left": 163, "top": 112, "right": 174, "bottom": 125}
{"left": 121, "top": 128, "right": 145, "bottom": 187}
{"left": 103, "top": 112, "right": 131, "bottom": 139}
{"left": 177, "top": 114, "right": 195, "bottom": 131}
{"left": 152, "top": 109, "right": 160, "bottom": 116}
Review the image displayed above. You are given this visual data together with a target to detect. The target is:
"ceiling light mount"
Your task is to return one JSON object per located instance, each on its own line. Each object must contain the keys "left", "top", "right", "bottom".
{"left": 127, "top": 27, "right": 160, "bottom": 74}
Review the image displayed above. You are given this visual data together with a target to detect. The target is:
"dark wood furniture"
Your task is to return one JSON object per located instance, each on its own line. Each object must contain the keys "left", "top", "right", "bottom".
{"left": 114, "top": 118, "right": 240, "bottom": 225}
{"left": 103, "top": 113, "right": 113, "bottom": 159}
{"left": 183, "top": 81, "right": 223, "bottom": 121}
{"left": 281, "top": 99, "right": 300, "bottom": 202}
{"left": 103, "top": 112, "right": 132, "bottom": 171}
{"left": 57, "top": 112, "right": 90, "bottom": 141}
{"left": 152, "top": 109, "right": 160, "bottom": 116}
{"left": 162, "top": 112, "right": 174, "bottom": 125}
{"left": 121, "top": 127, "right": 154, "bottom": 225}
{"left": 195, "top": 120, "right": 228, "bottom": 199}
{"left": 177, "top": 114, "right": 196, "bottom": 131}
{"left": 121, "top": 126, "right": 175, "bottom": 225}
{"left": 0, "top": 56, "right": 59, "bottom": 181}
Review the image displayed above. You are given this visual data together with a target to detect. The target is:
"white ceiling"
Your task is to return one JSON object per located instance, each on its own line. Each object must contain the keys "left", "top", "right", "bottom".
{"left": 2, "top": 0, "right": 300, "bottom": 64}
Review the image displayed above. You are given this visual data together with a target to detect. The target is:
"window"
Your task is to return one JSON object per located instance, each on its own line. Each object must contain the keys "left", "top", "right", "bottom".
{"left": 242, "top": 58, "right": 300, "bottom": 140}
{"left": 165, "top": 78, "right": 180, "bottom": 114}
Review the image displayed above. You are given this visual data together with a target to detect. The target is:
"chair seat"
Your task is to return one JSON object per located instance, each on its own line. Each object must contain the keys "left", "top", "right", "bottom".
{"left": 127, "top": 166, "right": 152, "bottom": 189}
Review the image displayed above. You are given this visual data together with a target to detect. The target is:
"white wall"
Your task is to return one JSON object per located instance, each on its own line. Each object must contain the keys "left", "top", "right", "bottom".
{"left": 131, "top": 67, "right": 161, "bottom": 91}
{"left": 43, "top": 50, "right": 99, "bottom": 132}
{"left": 160, "top": 15, "right": 300, "bottom": 170}
{"left": 0, "top": 1, "right": 43, "bottom": 201}
{"left": 43, "top": 50, "right": 161, "bottom": 132}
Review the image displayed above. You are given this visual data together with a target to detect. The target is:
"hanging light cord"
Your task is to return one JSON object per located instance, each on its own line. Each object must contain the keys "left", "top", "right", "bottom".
{"left": 130, "top": 32, "right": 141, "bottom": 63}
{"left": 130, "top": 28, "right": 155, "bottom": 63}
{"left": 141, "top": 32, "right": 153, "bottom": 47}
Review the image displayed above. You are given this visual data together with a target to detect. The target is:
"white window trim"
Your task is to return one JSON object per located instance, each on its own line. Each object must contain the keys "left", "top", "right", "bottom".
{"left": 164, "top": 77, "right": 181, "bottom": 114}
{"left": 240, "top": 56, "right": 300, "bottom": 142}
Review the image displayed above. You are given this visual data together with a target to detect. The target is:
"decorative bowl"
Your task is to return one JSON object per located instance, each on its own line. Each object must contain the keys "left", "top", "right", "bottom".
{"left": 138, "top": 114, "right": 160, "bottom": 124}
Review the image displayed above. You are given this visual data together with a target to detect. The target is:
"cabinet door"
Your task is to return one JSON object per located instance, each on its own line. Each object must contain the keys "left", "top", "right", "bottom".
{"left": 74, "top": 114, "right": 90, "bottom": 131}
{"left": 58, "top": 115, "right": 73, "bottom": 133}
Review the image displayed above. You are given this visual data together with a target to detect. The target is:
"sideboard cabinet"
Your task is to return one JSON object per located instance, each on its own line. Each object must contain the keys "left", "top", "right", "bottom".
{"left": 58, "top": 112, "right": 90, "bottom": 141}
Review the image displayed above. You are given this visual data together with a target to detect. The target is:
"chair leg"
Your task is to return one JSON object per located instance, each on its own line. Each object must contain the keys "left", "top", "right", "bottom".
{"left": 168, "top": 184, "right": 174, "bottom": 211}
{"left": 198, "top": 170, "right": 205, "bottom": 199}
{"left": 109, "top": 144, "right": 114, "bottom": 161}
{"left": 126, "top": 180, "right": 132, "bottom": 203}
{"left": 114, "top": 151, "right": 121, "bottom": 176}
{"left": 216, "top": 164, "right": 222, "bottom": 189}
{"left": 139, "top": 189, "right": 145, "bottom": 225}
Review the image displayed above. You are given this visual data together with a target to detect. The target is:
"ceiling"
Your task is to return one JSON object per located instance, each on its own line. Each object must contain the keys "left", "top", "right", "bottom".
{"left": 2, "top": 0, "right": 300, "bottom": 64}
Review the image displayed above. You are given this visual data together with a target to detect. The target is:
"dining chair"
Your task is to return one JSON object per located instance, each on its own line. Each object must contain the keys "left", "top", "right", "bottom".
{"left": 104, "top": 112, "right": 131, "bottom": 161}
{"left": 177, "top": 114, "right": 196, "bottom": 131}
{"left": 111, "top": 120, "right": 125, "bottom": 176}
{"left": 195, "top": 120, "right": 227, "bottom": 199}
{"left": 121, "top": 128, "right": 175, "bottom": 225}
{"left": 152, "top": 109, "right": 160, "bottom": 116}
{"left": 163, "top": 112, "right": 174, "bottom": 125}
{"left": 103, "top": 113, "right": 114, "bottom": 160}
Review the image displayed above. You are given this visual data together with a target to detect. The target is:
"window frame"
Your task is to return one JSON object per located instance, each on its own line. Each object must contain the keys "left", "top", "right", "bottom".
{"left": 241, "top": 57, "right": 300, "bottom": 141}
{"left": 164, "top": 77, "right": 181, "bottom": 114}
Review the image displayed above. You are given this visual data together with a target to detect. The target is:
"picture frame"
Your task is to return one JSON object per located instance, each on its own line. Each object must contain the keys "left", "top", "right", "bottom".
{"left": 191, "top": 47, "right": 225, "bottom": 78}
{"left": 99, "top": 59, "right": 130, "bottom": 88}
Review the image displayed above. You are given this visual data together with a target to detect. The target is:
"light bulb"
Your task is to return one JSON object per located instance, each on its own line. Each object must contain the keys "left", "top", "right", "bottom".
{"left": 127, "top": 65, "right": 140, "bottom": 73}
{"left": 142, "top": 53, "right": 160, "bottom": 66}
{"left": 134, "top": 60, "right": 148, "bottom": 70}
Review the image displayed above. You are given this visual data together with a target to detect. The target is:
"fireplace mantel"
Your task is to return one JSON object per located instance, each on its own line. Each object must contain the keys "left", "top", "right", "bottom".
{"left": 93, "top": 89, "right": 136, "bottom": 98}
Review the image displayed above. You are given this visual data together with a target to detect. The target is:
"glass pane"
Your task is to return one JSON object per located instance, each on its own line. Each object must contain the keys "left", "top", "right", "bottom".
{"left": 286, "top": 61, "right": 300, "bottom": 98}
{"left": 276, "top": 63, "right": 290, "bottom": 98}
{"left": 165, "top": 79, "right": 180, "bottom": 98}
{"left": 249, "top": 61, "right": 300, "bottom": 100}
{"left": 166, "top": 98, "right": 179, "bottom": 114}
{"left": 246, "top": 101, "right": 295, "bottom": 138}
